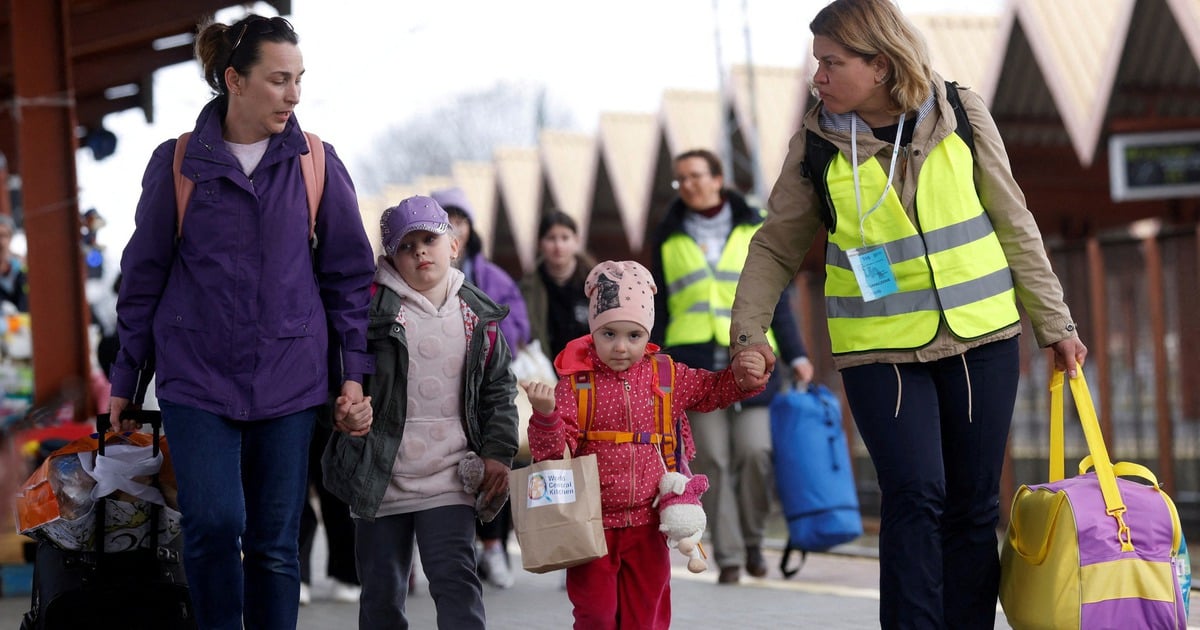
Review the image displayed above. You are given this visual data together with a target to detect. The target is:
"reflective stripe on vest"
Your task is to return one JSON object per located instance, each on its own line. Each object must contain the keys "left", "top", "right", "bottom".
{"left": 823, "top": 132, "right": 1019, "bottom": 354}
{"left": 661, "top": 224, "right": 778, "bottom": 351}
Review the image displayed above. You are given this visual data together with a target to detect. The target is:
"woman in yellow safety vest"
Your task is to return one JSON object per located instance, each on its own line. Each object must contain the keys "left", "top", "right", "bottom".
{"left": 729, "top": 1, "right": 1086, "bottom": 628}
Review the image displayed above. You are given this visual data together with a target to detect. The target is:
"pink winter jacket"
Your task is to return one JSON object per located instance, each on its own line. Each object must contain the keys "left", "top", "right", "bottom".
{"left": 528, "top": 335, "right": 763, "bottom": 529}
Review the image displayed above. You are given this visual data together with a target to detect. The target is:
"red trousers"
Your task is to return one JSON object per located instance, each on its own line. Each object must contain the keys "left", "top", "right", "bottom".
{"left": 566, "top": 523, "right": 671, "bottom": 630}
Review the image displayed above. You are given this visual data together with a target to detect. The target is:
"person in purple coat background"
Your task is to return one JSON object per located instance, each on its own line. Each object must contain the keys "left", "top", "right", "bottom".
{"left": 432, "top": 187, "right": 531, "bottom": 352}
{"left": 432, "top": 186, "right": 530, "bottom": 589}
{"left": 108, "top": 14, "right": 376, "bottom": 630}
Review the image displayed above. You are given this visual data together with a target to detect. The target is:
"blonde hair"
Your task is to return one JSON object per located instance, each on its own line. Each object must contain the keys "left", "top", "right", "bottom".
{"left": 810, "top": 0, "right": 934, "bottom": 114}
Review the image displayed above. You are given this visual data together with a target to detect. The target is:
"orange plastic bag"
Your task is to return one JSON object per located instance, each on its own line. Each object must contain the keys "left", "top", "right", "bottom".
{"left": 15, "top": 430, "right": 177, "bottom": 537}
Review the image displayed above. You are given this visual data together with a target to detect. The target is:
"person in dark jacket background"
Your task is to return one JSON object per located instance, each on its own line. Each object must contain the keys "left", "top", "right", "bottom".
{"left": 519, "top": 210, "right": 594, "bottom": 360}
{"left": 651, "top": 148, "right": 813, "bottom": 585}
{"left": 109, "top": 14, "right": 375, "bottom": 629}
{"left": 433, "top": 186, "right": 531, "bottom": 351}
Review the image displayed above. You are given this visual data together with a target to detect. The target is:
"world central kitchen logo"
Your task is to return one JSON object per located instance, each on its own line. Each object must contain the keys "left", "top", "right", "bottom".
{"left": 527, "top": 470, "right": 577, "bottom": 507}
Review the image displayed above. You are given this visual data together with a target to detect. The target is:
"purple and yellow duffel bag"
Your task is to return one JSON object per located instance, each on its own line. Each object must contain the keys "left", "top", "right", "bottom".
{"left": 999, "top": 368, "right": 1187, "bottom": 630}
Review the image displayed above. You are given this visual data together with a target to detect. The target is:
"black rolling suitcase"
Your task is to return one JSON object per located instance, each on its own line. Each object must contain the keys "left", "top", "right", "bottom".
{"left": 21, "top": 410, "right": 196, "bottom": 630}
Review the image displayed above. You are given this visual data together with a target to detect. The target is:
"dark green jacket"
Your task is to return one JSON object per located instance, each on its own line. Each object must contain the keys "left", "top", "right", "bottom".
{"left": 322, "top": 281, "right": 520, "bottom": 520}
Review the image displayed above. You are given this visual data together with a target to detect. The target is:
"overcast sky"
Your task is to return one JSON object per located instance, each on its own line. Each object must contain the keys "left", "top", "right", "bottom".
{"left": 73, "top": 0, "right": 1006, "bottom": 259}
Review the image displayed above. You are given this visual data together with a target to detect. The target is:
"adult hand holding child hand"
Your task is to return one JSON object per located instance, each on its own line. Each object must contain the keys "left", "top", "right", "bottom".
{"left": 733, "top": 350, "right": 767, "bottom": 391}
{"left": 334, "top": 380, "right": 373, "bottom": 436}
{"left": 730, "top": 343, "right": 775, "bottom": 391}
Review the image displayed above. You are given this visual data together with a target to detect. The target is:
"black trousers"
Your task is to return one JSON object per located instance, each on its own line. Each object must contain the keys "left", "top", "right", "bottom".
{"left": 841, "top": 336, "right": 1019, "bottom": 630}
{"left": 300, "top": 417, "right": 359, "bottom": 585}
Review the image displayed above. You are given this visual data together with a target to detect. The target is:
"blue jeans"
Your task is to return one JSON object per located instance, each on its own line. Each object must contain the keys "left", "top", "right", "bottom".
{"left": 841, "top": 337, "right": 1019, "bottom": 630}
{"left": 161, "top": 401, "right": 315, "bottom": 630}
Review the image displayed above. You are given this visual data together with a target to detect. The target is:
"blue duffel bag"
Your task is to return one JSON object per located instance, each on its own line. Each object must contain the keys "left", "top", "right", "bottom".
{"left": 769, "top": 383, "right": 862, "bottom": 577}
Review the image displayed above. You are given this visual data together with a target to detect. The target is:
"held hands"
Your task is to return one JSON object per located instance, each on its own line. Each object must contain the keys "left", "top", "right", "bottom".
{"left": 520, "top": 380, "right": 556, "bottom": 415}
{"left": 334, "top": 380, "right": 373, "bottom": 436}
{"left": 733, "top": 351, "right": 767, "bottom": 391}
{"left": 731, "top": 343, "right": 776, "bottom": 391}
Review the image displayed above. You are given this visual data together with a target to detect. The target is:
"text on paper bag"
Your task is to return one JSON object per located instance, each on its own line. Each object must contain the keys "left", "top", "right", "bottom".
{"left": 527, "top": 470, "right": 577, "bottom": 507}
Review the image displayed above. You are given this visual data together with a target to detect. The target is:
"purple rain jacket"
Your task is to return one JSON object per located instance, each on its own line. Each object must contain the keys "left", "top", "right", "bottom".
{"left": 467, "top": 252, "right": 530, "bottom": 348}
{"left": 110, "top": 99, "right": 376, "bottom": 421}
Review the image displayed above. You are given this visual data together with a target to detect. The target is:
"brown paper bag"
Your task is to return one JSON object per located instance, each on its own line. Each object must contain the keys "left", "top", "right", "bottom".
{"left": 509, "top": 449, "right": 607, "bottom": 573}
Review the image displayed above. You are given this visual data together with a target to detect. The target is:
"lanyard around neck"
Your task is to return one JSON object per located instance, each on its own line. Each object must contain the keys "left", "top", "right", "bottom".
{"left": 850, "top": 112, "right": 906, "bottom": 248}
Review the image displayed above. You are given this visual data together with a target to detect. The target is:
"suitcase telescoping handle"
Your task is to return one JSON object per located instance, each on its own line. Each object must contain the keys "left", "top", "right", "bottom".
{"left": 96, "top": 409, "right": 163, "bottom": 457}
{"left": 92, "top": 409, "right": 165, "bottom": 557}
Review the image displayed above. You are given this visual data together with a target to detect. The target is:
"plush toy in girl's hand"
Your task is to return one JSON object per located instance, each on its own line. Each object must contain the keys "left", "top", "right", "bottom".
{"left": 654, "top": 471, "right": 710, "bottom": 573}
{"left": 459, "top": 451, "right": 508, "bottom": 523}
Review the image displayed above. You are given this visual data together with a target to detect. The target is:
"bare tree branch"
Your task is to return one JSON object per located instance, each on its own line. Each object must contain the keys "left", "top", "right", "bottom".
{"left": 353, "top": 81, "right": 576, "bottom": 195}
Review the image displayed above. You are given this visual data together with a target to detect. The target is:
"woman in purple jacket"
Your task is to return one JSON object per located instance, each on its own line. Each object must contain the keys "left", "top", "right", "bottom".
{"left": 108, "top": 14, "right": 375, "bottom": 630}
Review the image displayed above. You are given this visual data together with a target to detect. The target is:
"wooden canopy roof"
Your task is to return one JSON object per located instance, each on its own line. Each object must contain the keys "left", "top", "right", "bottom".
{"left": 0, "top": 0, "right": 285, "bottom": 411}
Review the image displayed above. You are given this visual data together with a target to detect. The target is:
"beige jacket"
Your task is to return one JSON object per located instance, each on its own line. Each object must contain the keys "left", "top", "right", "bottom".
{"left": 731, "top": 77, "right": 1078, "bottom": 370}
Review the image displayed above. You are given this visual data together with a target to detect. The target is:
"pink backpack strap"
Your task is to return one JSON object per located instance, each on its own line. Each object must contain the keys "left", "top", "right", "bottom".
{"left": 300, "top": 131, "right": 325, "bottom": 241}
{"left": 173, "top": 131, "right": 326, "bottom": 242}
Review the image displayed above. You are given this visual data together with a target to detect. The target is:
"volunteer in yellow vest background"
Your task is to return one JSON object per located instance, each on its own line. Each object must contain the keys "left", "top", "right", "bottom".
{"left": 650, "top": 148, "right": 814, "bottom": 586}
{"left": 728, "top": 1, "right": 1087, "bottom": 628}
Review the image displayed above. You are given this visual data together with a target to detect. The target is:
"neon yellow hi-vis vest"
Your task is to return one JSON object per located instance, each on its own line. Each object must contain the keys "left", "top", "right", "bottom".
{"left": 823, "top": 132, "right": 1019, "bottom": 354}
{"left": 662, "top": 223, "right": 778, "bottom": 351}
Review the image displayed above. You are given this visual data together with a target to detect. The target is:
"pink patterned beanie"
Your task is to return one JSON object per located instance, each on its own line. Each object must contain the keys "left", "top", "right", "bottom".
{"left": 585, "top": 260, "right": 657, "bottom": 333}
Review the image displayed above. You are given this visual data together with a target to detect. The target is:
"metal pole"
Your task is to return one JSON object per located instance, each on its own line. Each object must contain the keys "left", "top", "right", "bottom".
{"left": 741, "top": 0, "right": 765, "bottom": 202}
{"left": 711, "top": 0, "right": 734, "bottom": 175}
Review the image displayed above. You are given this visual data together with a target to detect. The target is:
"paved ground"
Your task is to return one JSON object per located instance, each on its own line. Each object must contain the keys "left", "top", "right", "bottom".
{"left": 0, "top": 540, "right": 930, "bottom": 629}
{"left": 2, "top": 534, "right": 1196, "bottom": 628}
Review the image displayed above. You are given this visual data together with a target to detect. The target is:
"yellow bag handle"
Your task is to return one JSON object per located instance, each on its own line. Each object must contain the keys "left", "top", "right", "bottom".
{"left": 1077, "top": 457, "right": 1183, "bottom": 554}
{"left": 1006, "top": 489, "right": 1069, "bottom": 564}
{"left": 1078, "top": 457, "right": 1157, "bottom": 485}
{"left": 1050, "top": 367, "right": 1134, "bottom": 552}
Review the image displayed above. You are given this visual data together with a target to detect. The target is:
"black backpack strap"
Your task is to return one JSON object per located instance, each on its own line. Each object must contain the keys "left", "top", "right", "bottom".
{"left": 944, "top": 80, "right": 974, "bottom": 155}
{"left": 801, "top": 130, "right": 839, "bottom": 233}
{"left": 803, "top": 82, "right": 972, "bottom": 235}
{"left": 779, "top": 539, "right": 808, "bottom": 579}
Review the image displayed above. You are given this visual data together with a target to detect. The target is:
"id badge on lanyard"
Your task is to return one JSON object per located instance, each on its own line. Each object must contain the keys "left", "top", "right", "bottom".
{"left": 848, "top": 112, "right": 906, "bottom": 304}
{"left": 846, "top": 245, "right": 898, "bottom": 302}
